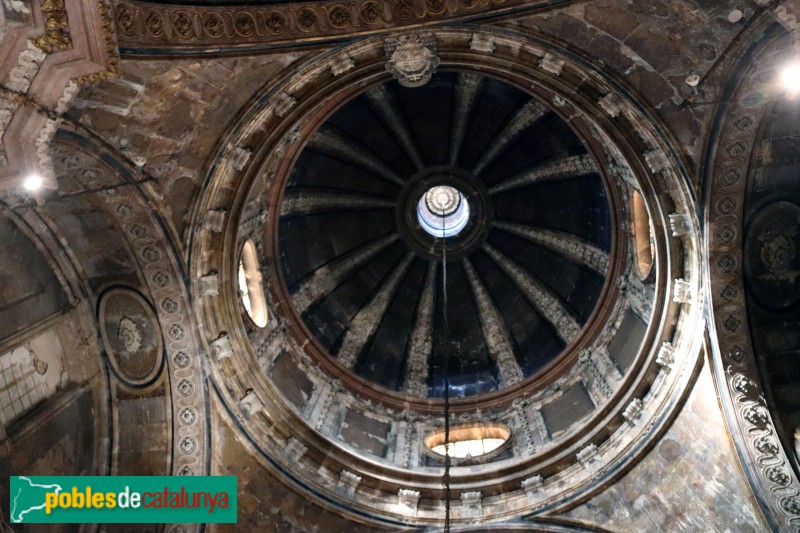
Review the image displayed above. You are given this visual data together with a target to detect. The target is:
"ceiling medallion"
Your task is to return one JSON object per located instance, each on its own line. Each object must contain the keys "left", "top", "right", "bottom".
{"left": 192, "top": 28, "right": 704, "bottom": 529}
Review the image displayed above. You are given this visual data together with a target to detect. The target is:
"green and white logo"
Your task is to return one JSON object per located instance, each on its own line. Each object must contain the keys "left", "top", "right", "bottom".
{"left": 9, "top": 476, "right": 237, "bottom": 524}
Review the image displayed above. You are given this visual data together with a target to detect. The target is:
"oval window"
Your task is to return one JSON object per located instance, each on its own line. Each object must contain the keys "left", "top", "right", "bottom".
{"left": 631, "top": 190, "right": 654, "bottom": 280}
{"left": 424, "top": 423, "right": 511, "bottom": 459}
{"left": 238, "top": 240, "right": 268, "bottom": 327}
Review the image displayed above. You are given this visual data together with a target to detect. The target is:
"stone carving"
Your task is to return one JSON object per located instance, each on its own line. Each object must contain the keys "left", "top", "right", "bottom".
{"left": 656, "top": 341, "right": 675, "bottom": 367}
{"left": 328, "top": 54, "right": 355, "bottom": 76}
{"left": 576, "top": 443, "right": 601, "bottom": 471}
{"left": 460, "top": 491, "right": 482, "bottom": 518}
{"left": 210, "top": 333, "right": 233, "bottom": 361}
{"left": 336, "top": 470, "right": 362, "bottom": 497}
{"left": 33, "top": 0, "right": 72, "bottom": 53}
{"left": 669, "top": 213, "right": 693, "bottom": 237}
{"left": 204, "top": 209, "right": 226, "bottom": 232}
{"left": 198, "top": 273, "right": 219, "bottom": 297}
{"left": 238, "top": 390, "right": 263, "bottom": 418}
{"left": 98, "top": 288, "right": 163, "bottom": 386}
{"left": 117, "top": 317, "right": 143, "bottom": 353}
{"left": 521, "top": 475, "right": 544, "bottom": 503}
{"left": 284, "top": 437, "right": 308, "bottom": 461}
{"left": 231, "top": 147, "right": 251, "bottom": 171}
{"left": 6, "top": 41, "right": 46, "bottom": 93}
{"left": 643, "top": 149, "right": 669, "bottom": 174}
{"left": 598, "top": 93, "right": 623, "bottom": 117}
{"left": 385, "top": 33, "right": 439, "bottom": 88}
{"left": 470, "top": 33, "right": 495, "bottom": 53}
{"left": 672, "top": 278, "right": 693, "bottom": 304}
{"left": 539, "top": 52, "right": 565, "bottom": 75}
{"left": 398, "top": 489, "right": 420, "bottom": 515}
{"left": 622, "top": 398, "right": 644, "bottom": 425}
{"left": 761, "top": 233, "right": 796, "bottom": 274}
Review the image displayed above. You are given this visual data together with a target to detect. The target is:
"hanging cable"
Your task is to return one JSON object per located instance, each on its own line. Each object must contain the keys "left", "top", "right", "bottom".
{"left": 440, "top": 209, "right": 452, "bottom": 533}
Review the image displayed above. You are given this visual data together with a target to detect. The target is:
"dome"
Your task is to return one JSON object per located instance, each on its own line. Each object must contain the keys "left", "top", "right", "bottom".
{"left": 277, "top": 72, "right": 612, "bottom": 399}
{"left": 192, "top": 29, "right": 704, "bottom": 528}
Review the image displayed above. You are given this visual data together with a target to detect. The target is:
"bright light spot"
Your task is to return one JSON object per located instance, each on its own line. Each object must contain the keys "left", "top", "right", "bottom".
{"left": 431, "top": 438, "right": 507, "bottom": 459}
{"left": 417, "top": 186, "right": 470, "bottom": 238}
{"left": 781, "top": 63, "right": 800, "bottom": 98}
{"left": 23, "top": 173, "right": 43, "bottom": 191}
{"left": 425, "top": 424, "right": 510, "bottom": 460}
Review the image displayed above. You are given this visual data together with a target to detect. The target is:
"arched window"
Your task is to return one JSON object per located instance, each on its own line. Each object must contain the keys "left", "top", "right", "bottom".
{"left": 631, "top": 190, "right": 655, "bottom": 280}
{"left": 425, "top": 423, "right": 511, "bottom": 459}
{"left": 238, "top": 240, "right": 268, "bottom": 327}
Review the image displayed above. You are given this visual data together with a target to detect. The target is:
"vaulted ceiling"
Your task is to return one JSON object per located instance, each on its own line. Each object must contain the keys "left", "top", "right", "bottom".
{"left": 1, "top": 0, "right": 800, "bottom": 531}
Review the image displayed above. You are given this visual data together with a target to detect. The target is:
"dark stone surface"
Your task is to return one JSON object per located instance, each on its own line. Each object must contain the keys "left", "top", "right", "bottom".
{"left": 565, "top": 365, "right": 766, "bottom": 532}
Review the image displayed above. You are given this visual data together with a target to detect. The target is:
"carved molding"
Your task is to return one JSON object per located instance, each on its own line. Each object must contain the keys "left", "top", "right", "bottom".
{"left": 704, "top": 33, "right": 800, "bottom": 532}
{"left": 112, "top": 0, "right": 578, "bottom": 54}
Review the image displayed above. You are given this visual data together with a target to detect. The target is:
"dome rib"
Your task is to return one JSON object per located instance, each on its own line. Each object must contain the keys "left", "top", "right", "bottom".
{"left": 364, "top": 85, "right": 426, "bottom": 171}
{"left": 482, "top": 242, "right": 582, "bottom": 344}
{"left": 472, "top": 98, "right": 549, "bottom": 176}
{"left": 309, "top": 126, "right": 405, "bottom": 186}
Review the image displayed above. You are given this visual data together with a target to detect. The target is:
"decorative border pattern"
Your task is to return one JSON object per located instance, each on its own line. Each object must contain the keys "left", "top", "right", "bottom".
{"left": 112, "top": 0, "right": 574, "bottom": 53}
{"left": 705, "top": 35, "right": 800, "bottom": 533}
{"left": 51, "top": 135, "right": 210, "bottom": 533}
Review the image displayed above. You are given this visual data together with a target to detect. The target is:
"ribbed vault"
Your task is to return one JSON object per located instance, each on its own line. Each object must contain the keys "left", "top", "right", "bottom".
{"left": 279, "top": 72, "right": 611, "bottom": 399}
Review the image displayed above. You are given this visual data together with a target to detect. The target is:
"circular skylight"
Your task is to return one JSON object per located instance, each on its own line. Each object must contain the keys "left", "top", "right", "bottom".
{"left": 417, "top": 185, "right": 470, "bottom": 237}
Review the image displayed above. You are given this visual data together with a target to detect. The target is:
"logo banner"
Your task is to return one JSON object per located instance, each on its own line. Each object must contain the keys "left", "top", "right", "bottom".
{"left": 9, "top": 476, "right": 237, "bottom": 524}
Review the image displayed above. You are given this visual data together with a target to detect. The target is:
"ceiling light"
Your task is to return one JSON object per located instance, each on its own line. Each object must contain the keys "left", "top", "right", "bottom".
{"left": 780, "top": 63, "right": 800, "bottom": 98}
{"left": 23, "top": 173, "right": 43, "bottom": 191}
